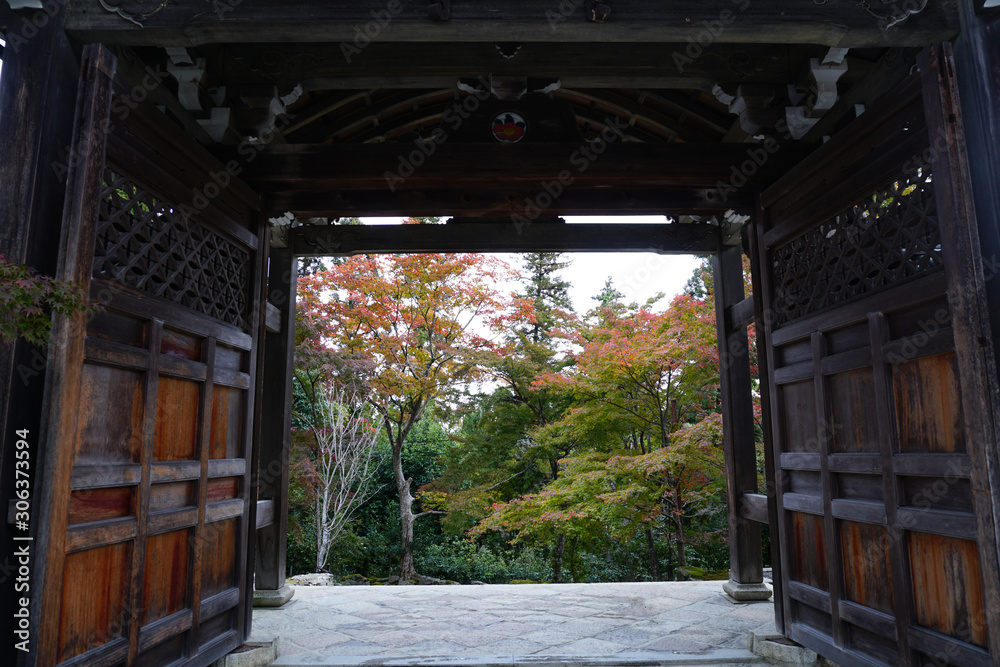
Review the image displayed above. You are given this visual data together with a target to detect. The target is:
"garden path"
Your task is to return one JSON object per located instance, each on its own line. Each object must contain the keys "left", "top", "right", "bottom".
{"left": 250, "top": 580, "right": 777, "bottom": 666}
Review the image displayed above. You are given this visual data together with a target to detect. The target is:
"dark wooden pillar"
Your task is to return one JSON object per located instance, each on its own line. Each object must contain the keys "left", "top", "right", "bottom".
{"left": 713, "top": 244, "right": 772, "bottom": 601}
{"left": 955, "top": 1, "right": 1000, "bottom": 367}
{"left": 920, "top": 41, "right": 1000, "bottom": 661}
{"left": 253, "top": 247, "right": 297, "bottom": 607}
{"left": 746, "top": 218, "right": 785, "bottom": 631}
{"left": 953, "top": 12, "right": 1000, "bottom": 641}
{"left": 0, "top": 8, "right": 80, "bottom": 666}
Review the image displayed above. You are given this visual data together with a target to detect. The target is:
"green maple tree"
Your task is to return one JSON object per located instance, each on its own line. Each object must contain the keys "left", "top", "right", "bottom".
{"left": 0, "top": 255, "right": 93, "bottom": 346}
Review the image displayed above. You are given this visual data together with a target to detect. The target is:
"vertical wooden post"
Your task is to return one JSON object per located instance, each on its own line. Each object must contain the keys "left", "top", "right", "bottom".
{"left": 747, "top": 217, "right": 786, "bottom": 631}
{"left": 253, "top": 247, "right": 297, "bottom": 607}
{"left": 0, "top": 15, "right": 79, "bottom": 665}
{"left": 954, "top": 1, "right": 1000, "bottom": 362}
{"left": 713, "top": 244, "right": 771, "bottom": 601}
{"left": 953, "top": 14, "right": 1000, "bottom": 653}
{"left": 920, "top": 41, "right": 1000, "bottom": 662}
{"left": 26, "top": 43, "right": 117, "bottom": 666}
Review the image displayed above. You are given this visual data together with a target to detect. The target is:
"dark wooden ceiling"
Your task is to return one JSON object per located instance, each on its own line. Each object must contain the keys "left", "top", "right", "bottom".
{"left": 39, "top": 1, "right": 946, "bottom": 218}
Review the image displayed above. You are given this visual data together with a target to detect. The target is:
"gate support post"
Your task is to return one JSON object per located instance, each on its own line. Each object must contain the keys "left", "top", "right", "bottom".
{"left": 714, "top": 244, "right": 771, "bottom": 601}
{"left": 0, "top": 9, "right": 82, "bottom": 665}
{"left": 955, "top": 2, "right": 1000, "bottom": 373}
{"left": 253, "top": 247, "right": 297, "bottom": 607}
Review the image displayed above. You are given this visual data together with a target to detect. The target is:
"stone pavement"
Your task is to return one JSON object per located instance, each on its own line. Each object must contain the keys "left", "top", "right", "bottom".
{"left": 249, "top": 581, "right": 778, "bottom": 666}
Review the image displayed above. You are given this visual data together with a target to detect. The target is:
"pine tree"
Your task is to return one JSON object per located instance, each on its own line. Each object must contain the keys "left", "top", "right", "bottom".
{"left": 516, "top": 253, "right": 573, "bottom": 343}
{"left": 593, "top": 276, "right": 625, "bottom": 308}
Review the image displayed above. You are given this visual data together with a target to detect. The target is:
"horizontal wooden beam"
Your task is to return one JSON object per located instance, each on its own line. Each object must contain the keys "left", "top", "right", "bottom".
{"left": 212, "top": 43, "right": 799, "bottom": 93}
{"left": 66, "top": 1, "right": 957, "bottom": 48}
{"left": 245, "top": 142, "right": 800, "bottom": 191}
{"left": 255, "top": 499, "right": 275, "bottom": 529}
{"left": 291, "top": 222, "right": 720, "bottom": 257}
{"left": 265, "top": 303, "right": 281, "bottom": 334}
{"left": 729, "top": 296, "right": 756, "bottom": 331}
{"left": 263, "top": 186, "right": 754, "bottom": 219}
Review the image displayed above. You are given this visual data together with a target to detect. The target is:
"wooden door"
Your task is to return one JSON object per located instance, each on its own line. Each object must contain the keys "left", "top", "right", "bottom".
{"left": 32, "top": 46, "right": 267, "bottom": 667}
{"left": 752, "top": 43, "right": 1000, "bottom": 667}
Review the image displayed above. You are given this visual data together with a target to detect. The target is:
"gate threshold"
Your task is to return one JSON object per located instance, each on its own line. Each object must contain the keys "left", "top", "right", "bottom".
{"left": 272, "top": 649, "right": 766, "bottom": 666}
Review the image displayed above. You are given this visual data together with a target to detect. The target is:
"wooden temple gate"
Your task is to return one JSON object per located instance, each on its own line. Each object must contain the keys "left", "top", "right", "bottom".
{"left": 23, "top": 44, "right": 269, "bottom": 666}
{"left": 2, "top": 3, "right": 1000, "bottom": 667}
{"left": 752, "top": 46, "right": 1000, "bottom": 666}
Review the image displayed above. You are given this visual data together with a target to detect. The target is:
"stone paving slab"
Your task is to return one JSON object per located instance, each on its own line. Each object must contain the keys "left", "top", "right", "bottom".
{"left": 271, "top": 651, "right": 765, "bottom": 666}
{"left": 251, "top": 581, "right": 775, "bottom": 666}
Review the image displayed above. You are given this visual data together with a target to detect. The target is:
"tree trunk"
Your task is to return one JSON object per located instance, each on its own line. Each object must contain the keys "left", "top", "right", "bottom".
{"left": 569, "top": 536, "right": 579, "bottom": 582}
{"left": 392, "top": 436, "right": 418, "bottom": 580}
{"left": 316, "top": 495, "right": 323, "bottom": 571}
{"left": 645, "top": 528, "right": 661, "bottom": 580}
{"left": 673, "top": 484, "right": 687, "bottom": 570}
{"left": 664, "top": 534, "right": 675, "bottom": 581}
{"left": 552, "top": 533, "right": 566, "bottom": 583}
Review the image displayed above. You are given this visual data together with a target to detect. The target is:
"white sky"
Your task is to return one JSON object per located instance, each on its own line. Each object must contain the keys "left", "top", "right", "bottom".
{"left": 360, "top": 216, "right": 703, "bottom": 314}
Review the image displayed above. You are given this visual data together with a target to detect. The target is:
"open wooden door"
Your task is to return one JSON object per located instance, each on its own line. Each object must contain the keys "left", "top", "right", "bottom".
{"left": 752, "top": 43, "right": 1000, "bottom": 667}
{"left": 31, "top": 45, "right": 267, "bottom": 667}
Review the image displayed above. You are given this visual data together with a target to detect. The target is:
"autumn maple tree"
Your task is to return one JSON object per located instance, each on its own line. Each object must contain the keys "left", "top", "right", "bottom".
{"left": 474, "top": 282, "right": 726, "bottom": 579}
{"left": 297, "top": 241, "right": 514, "bottom": 579}
{"left": 423, "top": 253, "right": 583, "bottom": 577}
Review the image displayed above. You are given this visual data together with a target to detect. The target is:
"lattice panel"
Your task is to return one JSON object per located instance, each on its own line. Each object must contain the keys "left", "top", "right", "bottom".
{"left": 93, "top": 169, "right": 251, "bottom": 329}
{"left": 770, "top": 166, "right": 942, "bottom": 326}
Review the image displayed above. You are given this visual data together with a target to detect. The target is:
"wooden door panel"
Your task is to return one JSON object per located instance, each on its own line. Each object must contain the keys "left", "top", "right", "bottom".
{"left": 76, "top": 363, "right": 145, "bottom": 464}
{"left": 779, "top": 381, "right": 818, "bottom": 452}
{"left": 35, "top": 46, "right": 265, "bottom": 667}
{"left": 840, "top": 521, "right": 894, "bottom": 615}
{"left": 755, "top": 44, "right": 1000, "bottom": 667}
{"left": 142, "top": 529, "right": 192, "bottom": 626}
{"left": 58, "top": 543, "right": 131, "bottom": 664}
{"left": 789, "top": 513, "right": 829, "bottom": 592}
{"left": 908, "top": 532, "right": 986, "bottom": 647}
{"left": 892, "top": 353, "right": 965, "bottom": 453}
{"left": 828, "top": 370, "right": 879, "bottom": 453}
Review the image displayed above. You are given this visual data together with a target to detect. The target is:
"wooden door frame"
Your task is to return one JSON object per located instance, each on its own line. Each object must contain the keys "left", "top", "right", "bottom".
{"left": 251, "top": 226, "right": 774, "bottom": 616}
{"left": 30, "top": 43, "right": 117, "bottom": 667}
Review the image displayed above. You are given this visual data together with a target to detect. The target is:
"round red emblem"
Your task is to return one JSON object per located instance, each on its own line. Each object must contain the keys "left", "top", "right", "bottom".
{"left": 491, "top": 112, "right": 527, "bottom": 143}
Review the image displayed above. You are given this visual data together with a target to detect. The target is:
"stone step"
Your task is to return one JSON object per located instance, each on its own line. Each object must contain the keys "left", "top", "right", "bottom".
{"left": 272, "top": 649, "right": 767, "bottom": 667}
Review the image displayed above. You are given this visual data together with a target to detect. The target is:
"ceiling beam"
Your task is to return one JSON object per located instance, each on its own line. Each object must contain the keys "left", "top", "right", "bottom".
{"left": 262, "top": 186, "right": 753, "bottom": 219}
{"left": 67, "top": 1, "right": 957, "bottom": 48}
{"left": 244, "top": 142, "right": 804, "bottom": 191}
{"left": 210, "top": 43, "right": 797, "bottom": 93}
{"left": 291, "top": 222, "right": 721, "bottom": 257}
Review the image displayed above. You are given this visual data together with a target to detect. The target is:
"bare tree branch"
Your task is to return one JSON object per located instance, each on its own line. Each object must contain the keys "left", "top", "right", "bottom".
{"left": 299, "top": 383, "right": 385, "bottom": 572}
